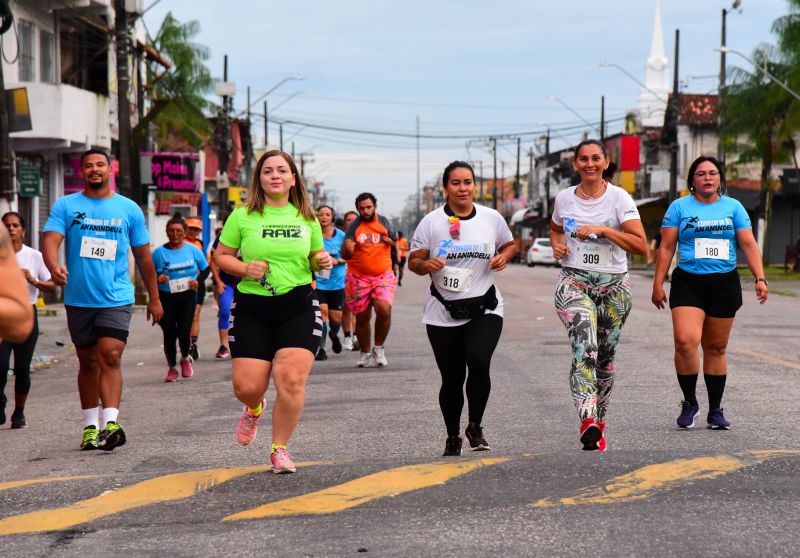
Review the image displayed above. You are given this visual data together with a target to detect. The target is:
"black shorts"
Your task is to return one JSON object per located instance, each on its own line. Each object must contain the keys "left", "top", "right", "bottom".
{"left": 669, "top": 267, "right": 743, "bottom": 318}
{"left": 229, "top": 285, "right": 322, "bottom": 361}
{"left": 316, "top": 288, "right": 344, "bottom": 311}
{"left": 398, "top": 257, "right": 407, "bottom": 268}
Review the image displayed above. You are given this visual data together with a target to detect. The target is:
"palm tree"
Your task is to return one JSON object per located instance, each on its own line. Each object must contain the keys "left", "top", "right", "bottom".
{"left": 719, "top": 45, "right": 795, "bottom": 261}
{"left": 135, "top": 13, "right": 213, "bottom": 150}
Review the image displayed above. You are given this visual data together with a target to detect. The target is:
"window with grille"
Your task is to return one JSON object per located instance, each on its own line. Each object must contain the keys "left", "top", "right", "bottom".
{"left": 40, "top": 30, "right": 55, "bottom": 83}
{"left": 18, "top": 19, "right": 35, "bottom": 82}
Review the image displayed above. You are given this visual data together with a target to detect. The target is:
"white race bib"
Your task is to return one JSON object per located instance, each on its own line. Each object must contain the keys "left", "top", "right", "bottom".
{"left": 439, "top": 266, "right": 472, "bottom": 292}
{"left": 168, "top": 277, "right": 192, "bottom": 293}
{"left": 80, "top": 237, "right": 117, "bottom": 261}
{"left": 316, "top": 268, "right": 331, "bottom": 280}
{"left": 574, "top": 242, "right": 613, "bottom": 268}
{"left": 694, "top": 238, "right": 729, "bottom": 260}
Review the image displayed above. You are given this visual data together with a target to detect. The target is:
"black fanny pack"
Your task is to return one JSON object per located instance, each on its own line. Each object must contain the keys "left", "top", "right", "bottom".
{"left": 429, "top": 283, "right": 498, "bottom": 320}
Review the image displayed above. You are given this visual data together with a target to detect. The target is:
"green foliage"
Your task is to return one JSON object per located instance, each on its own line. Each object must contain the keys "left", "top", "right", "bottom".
{"left": 145, "top": 13, "right": 214, "bottom": 150}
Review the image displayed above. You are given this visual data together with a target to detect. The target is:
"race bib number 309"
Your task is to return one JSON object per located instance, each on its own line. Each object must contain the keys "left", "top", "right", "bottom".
{"left": 574, "top": 242, "right": 613, "bottom": 267}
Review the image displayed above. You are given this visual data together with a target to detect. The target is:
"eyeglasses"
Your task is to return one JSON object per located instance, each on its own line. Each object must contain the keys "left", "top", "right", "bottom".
{"left": 694, "top": 171, "right": 720, "bottom": 178}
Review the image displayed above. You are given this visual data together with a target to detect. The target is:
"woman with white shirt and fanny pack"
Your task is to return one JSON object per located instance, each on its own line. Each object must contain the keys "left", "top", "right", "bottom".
{"left": 409, "top": 161, "right": 516, "bottom": 456}
{"left": 550, "top": 140, "right": 647, "bottom": 452}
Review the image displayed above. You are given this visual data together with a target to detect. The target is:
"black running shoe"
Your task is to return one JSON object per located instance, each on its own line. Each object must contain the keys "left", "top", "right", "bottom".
{"left": 98, "top": 421, "right": 126, "bottom": 451}
{"left": 442, "top": 435, "right": 463, "bottom": 456}
{"left": 10, "top": 409, "right": 26, "bottom": 429}
{"left": 677, "top": 400, "right": 700, "bottom": 429}
{"left": 0, "top": 394, "right": 6, "bottom": 425}
{"left": 315, "top": 348, "right": 328, "bottom": 361}
{"left": 330, "top": 331, "right": 342, "bottom": 354}
{"left": 189, "top": 343, "right": 200, "bottom": 362}
{"left": 465, "top": 423, "right": 491, "bottom": 451}
{"left": 707, "top": 408, "right": 731, "bottom": 430}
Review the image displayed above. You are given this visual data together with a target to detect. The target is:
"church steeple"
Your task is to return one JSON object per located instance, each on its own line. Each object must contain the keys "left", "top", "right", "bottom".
{"left": 640, "top": 0, "right": 670, "bottom": 126}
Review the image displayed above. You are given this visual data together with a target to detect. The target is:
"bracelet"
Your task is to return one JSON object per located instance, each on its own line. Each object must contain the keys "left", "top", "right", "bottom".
{"left": 755, "top": 278, "right": 768, "bottom": 285}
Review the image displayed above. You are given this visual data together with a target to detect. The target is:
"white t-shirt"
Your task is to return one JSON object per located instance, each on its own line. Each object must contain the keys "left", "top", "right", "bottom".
{"left": 411, "top": 204, "right": 514, "bottom": 327}
{"left": 16, "top": 244, "right": 51, "bottom": 304}
{"left": 551, "top": 184, "right": 640, "bottom": 273}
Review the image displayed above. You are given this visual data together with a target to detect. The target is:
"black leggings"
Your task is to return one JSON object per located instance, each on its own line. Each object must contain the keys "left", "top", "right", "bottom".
{"left": 158, "top": 290, "right": 196, "bottom": 367}
{"left": 426, "top": 314, "right": 503, "bottom": 437}
{"left": 0, "top": 306, "right": 39, "bottom": 398}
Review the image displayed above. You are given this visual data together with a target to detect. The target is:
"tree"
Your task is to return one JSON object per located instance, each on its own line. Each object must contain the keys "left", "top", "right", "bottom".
{"left": 135, "top": 13, "right": 213, "bottom": 151}
{"left": 720, "top": 44, "right": 795, "bottom": 261}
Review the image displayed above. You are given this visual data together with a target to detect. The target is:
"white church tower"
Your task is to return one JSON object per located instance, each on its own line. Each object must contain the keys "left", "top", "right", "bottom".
{"left": 639, "top": 0, "right": 670, "bottom": 126}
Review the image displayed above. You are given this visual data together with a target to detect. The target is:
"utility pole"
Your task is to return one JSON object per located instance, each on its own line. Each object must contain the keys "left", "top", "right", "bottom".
{"left": 244, "top": 86, "right": 252, "bottom": 183}
{"left": 263, "top": 101, "right": 268, "bottom": 148}
{"left": 719, "top": 8, "right": 728, "bottom": 164}
{"left": 527, "top": 147, "right": 534, "bottom": 204}
{"left": 114, "top": 0, "right": 133, "bottom": 201}
{"left": 600, "top": 95, "right": 606, "bottom": 141}
{"left": 216, "top": 55, "right": 232, "bottom": 217}
{"left": 668, "top": 29, "right": 681, "bottom": 203}
{"left": 291, "top": 141, "right": 295, "bottom": 161}
{"left": 492, "top": 137, "right": 498, "bottom": 211}
{"left": 545, "top": 129, "right": 551, "bottom": 218}
{"left": 478, "top": 160, "right": 484, "bottom": 202}
{"left": 0, "top": 0, "right": 13, "bottom": 201}
{"left": 515, "top": 136, "right": 521, "bottom": 198}
{"left": 416, "top": 116, "right": 420, "bottom": 223}
{"left": 279, "top": 124, "right": 283, "bottom": 151}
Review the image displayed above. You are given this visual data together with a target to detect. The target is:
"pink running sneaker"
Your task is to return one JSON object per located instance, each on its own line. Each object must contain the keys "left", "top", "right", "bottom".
{"left": 180, "top": 358, "right": 193, "bottom": 378}
{"left": 270, "top": 447, "right": 297, "bottom": 474}
{"left": 236, "top": 400, "right": 265, "bottom": 446}
{"left": 164, "top": 367, "right": 179, "bottom": 382}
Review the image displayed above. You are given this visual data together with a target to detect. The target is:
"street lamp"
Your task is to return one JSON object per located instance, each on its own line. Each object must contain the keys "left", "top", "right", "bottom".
{"left": 235, "top": 74, "right": 304, "bottom": 117}
{"left": 714, "top": 47, "right": 800, "bottom": 102}
{"left": 598, "top": 60, "right": 668, "bottom": 104}
{"left": 546, "top": 96, "right": 598, "bottom": 134}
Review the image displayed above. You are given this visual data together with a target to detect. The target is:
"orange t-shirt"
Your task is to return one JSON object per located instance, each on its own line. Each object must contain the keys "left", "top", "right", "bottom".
{"left": 396, "top": 237, "right": 409, "bottom": 259}
{"left": 345, "top": 214, "right": 396, "bottom": 276}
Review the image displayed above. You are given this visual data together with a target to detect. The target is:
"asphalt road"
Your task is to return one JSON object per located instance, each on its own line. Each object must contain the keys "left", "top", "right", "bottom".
{"left": 1, "top": 264, "right": 799, "bottom": 557}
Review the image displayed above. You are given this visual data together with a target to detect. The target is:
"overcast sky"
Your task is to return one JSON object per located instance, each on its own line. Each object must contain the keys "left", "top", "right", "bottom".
{"left": 144, "top": 0, "right": 788, "bottom": 216}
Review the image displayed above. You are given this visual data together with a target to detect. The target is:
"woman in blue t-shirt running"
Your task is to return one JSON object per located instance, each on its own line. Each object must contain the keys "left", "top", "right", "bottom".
{"left": 652, "top": 156, "right": 768, "bottom": 431}
{"left": 152, "top": 213, "right": 209, "bottom": 382}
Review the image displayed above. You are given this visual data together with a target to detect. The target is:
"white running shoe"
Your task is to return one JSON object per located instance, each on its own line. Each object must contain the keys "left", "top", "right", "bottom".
{"left": 342, "top": 336, "right": 354, "bottom": 351}
{"left": 372, "top": 346, "right": 388, "bottom": 367}
{"left": 356, "top": 351, "right": 376, "bottom": 368}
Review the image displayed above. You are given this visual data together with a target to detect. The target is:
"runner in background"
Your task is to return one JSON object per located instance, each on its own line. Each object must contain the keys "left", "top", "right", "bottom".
{"left": 185, "top": 217, "right": 205, "bottom": 361}
{"left": 340, "top": 210, "right": 359, "bottom": 351}
{"left": 396, "top": 231, "right": 409, "bottom": 286}
{"left": 0, "top": 212, "right": 55, "bottom": 428}
{"left": 152, "top": 213, "right": 209, "bottom": 382}
{"left": 314, "top": 205, "right": 346, "bottom": 361}
{"left": 209, "top": 216, "right": 238, "bottom": 360}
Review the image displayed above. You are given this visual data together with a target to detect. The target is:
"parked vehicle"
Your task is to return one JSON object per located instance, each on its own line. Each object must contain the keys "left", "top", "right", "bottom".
{"left": 526, "top": 238, "right": 558, "bottom": 267}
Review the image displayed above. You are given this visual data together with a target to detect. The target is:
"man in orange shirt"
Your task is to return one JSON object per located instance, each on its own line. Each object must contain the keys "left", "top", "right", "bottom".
{"left": 395, "top": 231, "right": 409, "bottom": 286}
{"left": 342, "top": 193, "right": 397, "bottom": 368}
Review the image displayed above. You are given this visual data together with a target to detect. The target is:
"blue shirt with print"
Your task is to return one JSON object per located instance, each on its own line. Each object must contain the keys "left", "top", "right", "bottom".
{"left": 316, "top": 228, "right": 346, "bottom": 291}
{"left": 43, "top": 193, "right": 150, "bottom": 307}
{"left": 662, "top": 195, "right": 751, "bottom": 274}
{"left": 152, "top": 243, "right": 208, "bottom": 293}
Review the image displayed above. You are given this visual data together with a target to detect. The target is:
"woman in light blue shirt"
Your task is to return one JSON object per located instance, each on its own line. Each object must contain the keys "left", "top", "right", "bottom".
{"left": 652, "top": 156, "right": 767, "bottom": 431}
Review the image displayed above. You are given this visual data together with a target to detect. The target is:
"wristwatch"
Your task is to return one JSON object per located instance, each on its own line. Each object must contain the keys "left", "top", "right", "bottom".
{"left": 755, "top": 278, "right": 768, "bottom": 285}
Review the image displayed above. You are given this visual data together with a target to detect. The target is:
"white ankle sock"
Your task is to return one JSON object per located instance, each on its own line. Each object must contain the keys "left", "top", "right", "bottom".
{"left": 102, "top": 407, "right": 119, "bottom": 426}
{"left": 83, "top": 407, "right": 99, "bottom": 428}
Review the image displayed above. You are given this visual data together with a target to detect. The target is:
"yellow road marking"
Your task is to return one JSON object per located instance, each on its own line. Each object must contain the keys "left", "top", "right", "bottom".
{"left": 0, "top": 476, "right": 95, "bottom": 492}
{"left": 224, "top": 457, "right": 510, "bottom": 521}
{"left": 732, "top": 348, "right": 800, "bottom": 371}
{"left": 532, "top": 451, "right": 800, "bottom": 508}
{"left": 0, "top": 462, "right": 325, "bottom": 536}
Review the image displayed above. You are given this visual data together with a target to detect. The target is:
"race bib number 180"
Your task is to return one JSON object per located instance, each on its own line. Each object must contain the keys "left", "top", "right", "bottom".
{"left": 695, "top": 238, "right": 729, "bottom": 260}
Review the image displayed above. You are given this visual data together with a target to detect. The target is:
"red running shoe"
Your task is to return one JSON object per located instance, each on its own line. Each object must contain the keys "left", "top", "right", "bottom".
{"left": 180, "top": 358, "right": 194, "bottom": 378}
{"left": 236, "top": 400, "right": 265, "bottom": 446}
{"left": 580, "top": 417, "right": 602, "bottom": 451}
{"left": 596, "top": 420, "right": 607, "bottom": 452}
{"left": 164, "top": 367, "right": 179, "bottom": 382}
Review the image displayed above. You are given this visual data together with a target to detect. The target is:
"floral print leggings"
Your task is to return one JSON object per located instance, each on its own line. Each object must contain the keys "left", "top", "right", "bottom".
{"left": 554, "top": 267, "right": 632, "bottom": 422}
